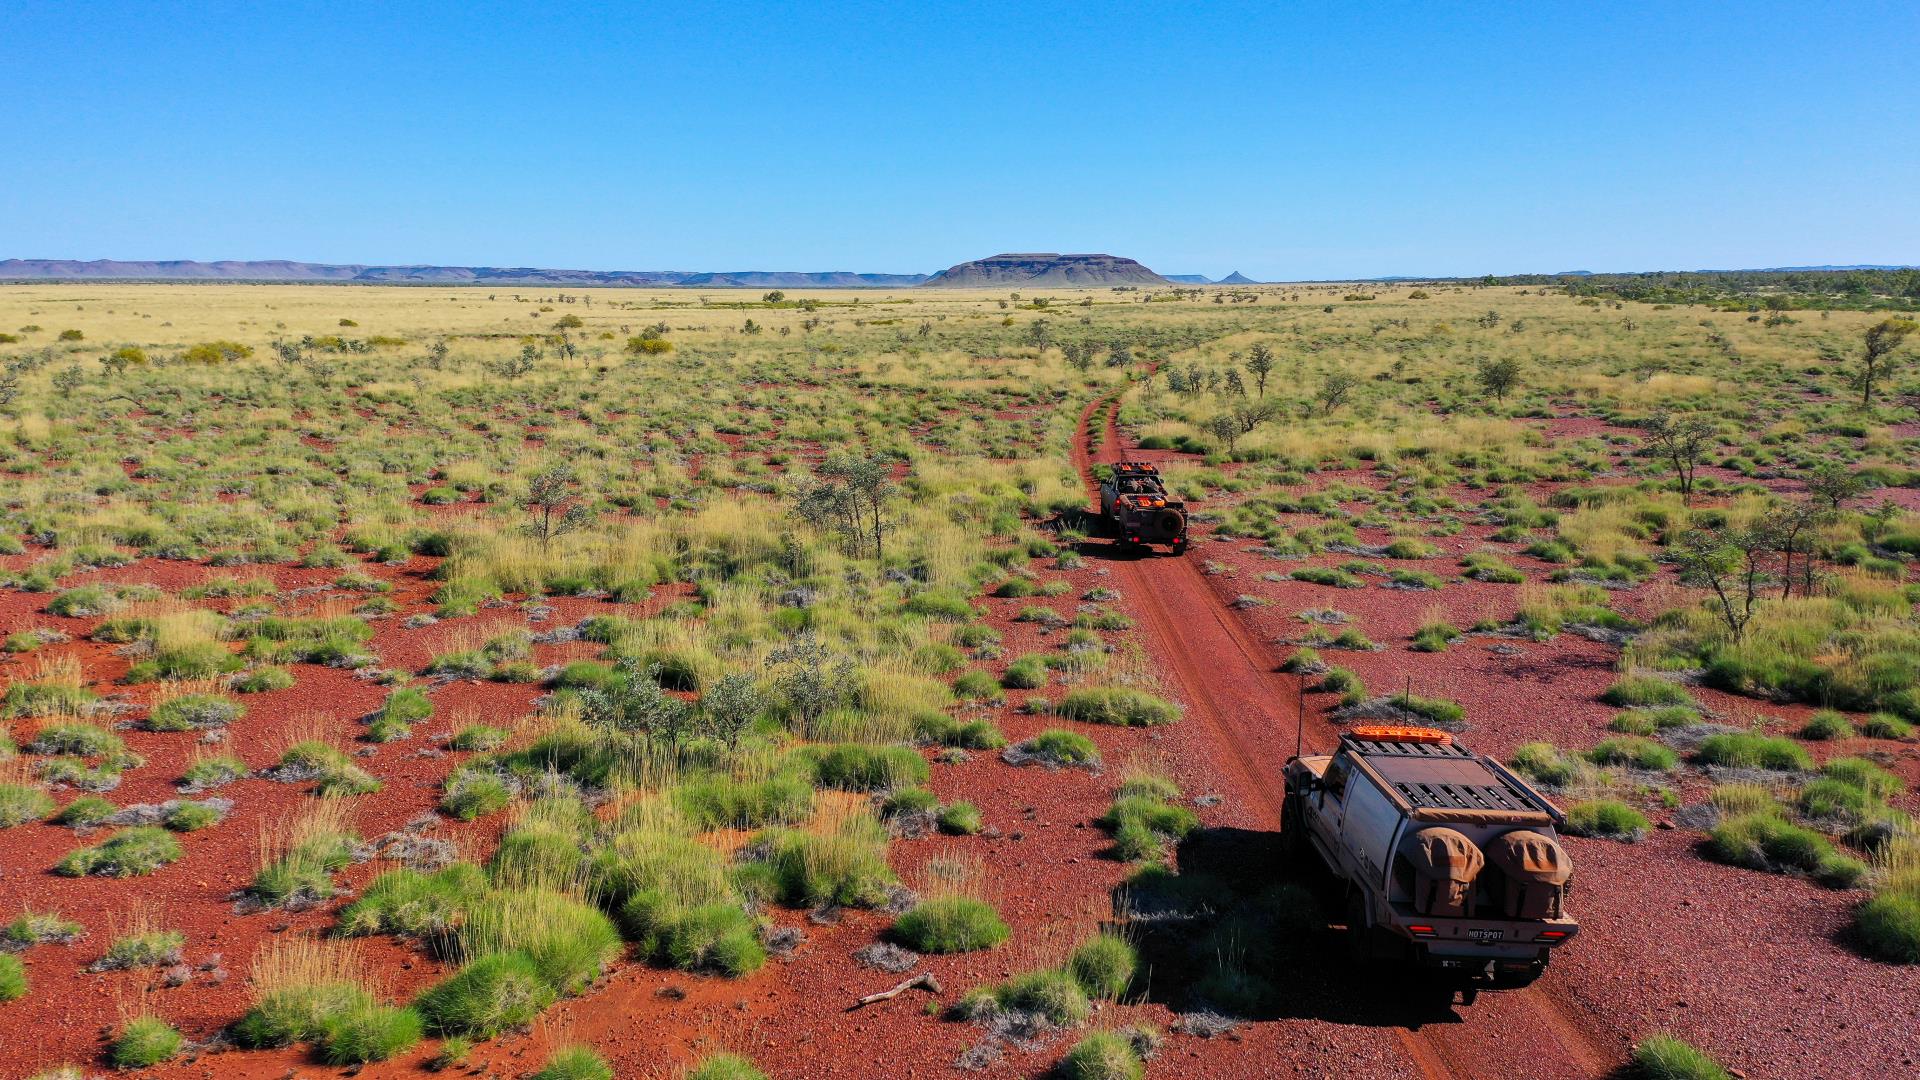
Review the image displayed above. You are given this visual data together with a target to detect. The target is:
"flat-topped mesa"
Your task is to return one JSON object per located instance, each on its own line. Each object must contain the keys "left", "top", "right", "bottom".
{"left": 921, "top": 252, "right": 1169, "bottom": 288}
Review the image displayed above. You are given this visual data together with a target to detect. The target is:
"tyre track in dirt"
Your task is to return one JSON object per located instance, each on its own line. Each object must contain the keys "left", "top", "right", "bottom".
{"left": 1069, "top": 389, "right": 1611, "bottom": 1080}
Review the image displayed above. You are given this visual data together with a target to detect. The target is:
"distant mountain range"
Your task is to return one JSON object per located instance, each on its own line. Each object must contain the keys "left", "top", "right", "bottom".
{"left": 922, "top": 253, "right": 1168, "bottom": 287}
{"left": 0, "top": 259, "right": 930, "bottom": 288}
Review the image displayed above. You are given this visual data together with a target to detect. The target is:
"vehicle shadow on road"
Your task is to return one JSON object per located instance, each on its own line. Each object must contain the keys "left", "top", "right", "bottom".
{"left": 1120, "top": 824, "right": 1468, "bottom": 1030}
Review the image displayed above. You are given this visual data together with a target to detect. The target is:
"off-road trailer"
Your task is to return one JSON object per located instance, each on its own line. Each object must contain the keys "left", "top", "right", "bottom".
{"left": 1283, "top": 726, "right": 1578, "bottom": 1004}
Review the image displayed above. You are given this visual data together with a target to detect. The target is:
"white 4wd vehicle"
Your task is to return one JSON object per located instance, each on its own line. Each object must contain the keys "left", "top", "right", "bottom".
{"left": 1282, "top": 726, "right": 1578, "bottom": 1003}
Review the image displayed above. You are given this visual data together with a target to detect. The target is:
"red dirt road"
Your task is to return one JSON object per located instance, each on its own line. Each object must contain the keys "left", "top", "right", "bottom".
{"left": 1071, "top": 392, "right": 1615, "bottom": 1080}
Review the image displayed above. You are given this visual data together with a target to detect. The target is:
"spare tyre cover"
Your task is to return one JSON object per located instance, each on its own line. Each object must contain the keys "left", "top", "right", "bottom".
{"left": 1486, "top": 829, "right": 1572, "bottom": 919}
{"left": 1407, "top": 827, "right": 1484, "bottom": 917}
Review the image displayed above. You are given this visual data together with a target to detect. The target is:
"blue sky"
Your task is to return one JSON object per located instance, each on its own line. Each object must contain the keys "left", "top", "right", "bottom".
{"left": 3, "top": 1, "right": 1914, "bottom": 280}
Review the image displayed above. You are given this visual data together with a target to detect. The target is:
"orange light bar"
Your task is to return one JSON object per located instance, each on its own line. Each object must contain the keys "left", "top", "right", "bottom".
{"left": 1349, "top": 724, "right": 1452, "bottom": 745}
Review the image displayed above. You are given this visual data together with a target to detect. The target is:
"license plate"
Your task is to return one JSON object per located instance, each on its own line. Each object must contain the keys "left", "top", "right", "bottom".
{"left": 1468, "top": 928, "right": 1505, "bottom": 942}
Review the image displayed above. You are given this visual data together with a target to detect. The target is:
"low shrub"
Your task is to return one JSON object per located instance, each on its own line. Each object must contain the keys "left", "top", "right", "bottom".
{"left": 891, "top": 896, "right": 1009, "bottom": 953}
{"left": 913, "top": 713, "right": 1005, "bottom": 749}
{"left": 1099, "top": 795, "right": 1198, "bottom": 861}
{"left": 532, "top": 1044, "right": 614, "bottom": 1080}
{"left": 368, "top": 687, "right": 433, "bottom": 742}
{"left": 1389, "top": 692, "right": 1464, "bottom": 726}
{"left": 1586, "top": 736, "right": 1680, "bottom": 772}
{"left": 1694, "top": 733, "right": 1813, "bottom": 772}
{"left": 1630, "top": 1034, "right": 1733, "bottom": 1080}
{"left": 1057, "top": 687, "right": 1180, "bottom": 727}
{"left": 234, "top": 666, "right": 296, "bottom": 693}
{"left": 147, "top": 693, "right": 244, "bottom": 731}
{"left": 986, "top": 968, "right": 1091, "bottom": 1026}
{"left": 1061, "top": 1030, "right": 1144, "bottom": 1080}
{"left": 1851, "top": 879, "right": 1920, "bottom": 964}
{"left": 442, "top": 770, "right": 513, "bottom": 820}
{"left": 674, "top": 773, "right": 813, "bottom": 830}
{"left": 686, "top": 1054, "right": 770, "bottom": 1080}
{"left": 1861, "top": 712, "right": 1916, "bottom": 739}
{"left": 0, "top": 784, "right": 55, "bottom": 827}
{"left": 181, "top": 753, "right": 248, "bottom": 790}
{"left": 102, "top": 928, "right": 185, "bottom": 969}
{"left": 1600, "top": 677, "right": 1695, "bottom": 708}
{"left": 55, "top": 826, "right": 182, "bottom": 877}
{"left": 1704, "top": 812, "right": 1865, "bottom": 887}
{"left": 1562, "top": 800, "right": 1650, "bottom": 841}
{"left": 1799, "top": 709, "right": 1855, "bottom": 741}
{"left": 0, "top": 954, "right": 25, "bottom": 1001}
{"left": 1509, "top": 743, "right": 1588, "bottom": 789}
{"left": 937, "top": 801, "right": 983, "bottom": 835}
{"left": 1066, "top": 932, "right": 1137, "bottom": 999}
{"left": 109, "top": 1016, "right": 184, "bottom": 1069}
{"left": 319, "top": 1002, "right": 424, "bottom": 1064}
{"left": 796, "top": 743, "right": 930, "bottom": 791}
{"left": 415, "top": 952, "right": 557, "bottom": 1038}
{"left": 338, "top": 864, "right": 487, "bottom": 939}
{"left": 953, "top": 670, "right": 1004, "bottom": 702}
{"left": 1608, "top": 706, "right": 1699, "bottom": 735}
{"left": 759, "top": 812, "right": 896, "bottom": 909}
{"left": 1011, "top": 729, "right": 1100, "bottom": 769}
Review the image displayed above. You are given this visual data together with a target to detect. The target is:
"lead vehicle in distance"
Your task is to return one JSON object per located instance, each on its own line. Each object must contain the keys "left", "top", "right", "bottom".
{"left": 1282, "top": 726, "right": 1578, "bottom": 1004}
{"left": 1097, "top": 461, "right": 1187, "bottom": 552}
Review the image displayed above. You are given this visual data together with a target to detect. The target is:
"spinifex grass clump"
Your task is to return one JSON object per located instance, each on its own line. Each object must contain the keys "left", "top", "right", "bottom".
{"left": 249, "top": 802, "right": 360, "bottom": 905}
{"left": 531, "top": 1044, "right": 615, "bottom": 1080}
{"left": 1705, "top": 813, "right": 1866, "bottom": 887}
{"left": 109, "top": 1015, "right": 185, "bottom": 1069}
{"left": 272, "top": 732, "right": 382, "bottom": 796}
{"left": 1006, "top": 728, "right": 1101, "bottom": 770}
{"left": 55, "top": 826, "right": 183, "bottom": 877}
{"left": 589, "top": 798, "right": 765, "bottom": 977}
{"left": 1066, "top": 930, "right": 1140, "bottom": 1000}
{"left": 1630, "top": 1034, "right": 1734, "bottom": 1080}
{"left": 1693, "top": 732, "right": 1813, "bottom": 772}
{"left": 145, "top": 686, "right": 244, "bottom": 731}
{"left": 2, "top": 656, "right": 96, "bottom": 718}
{"left": 338, "top": 863, "right": 488, "bottom": 939}
{"left": 1100, "top": 763, "right": 1198, "bottom": 862}
{"left": 890, "top": 857, "right": 1008, "bottom": 954}
{"left": 1562, "top": 800, "right": 1651, "bottom": 841}
{"left": 1061, "top": 1031, "right": 1146, "bottom": 1080}
{"left": 367, "top": 686, "right": 433, "bottom": 742}
{"left": 1056, "top": 687, "right": 1181, "bottom": 727}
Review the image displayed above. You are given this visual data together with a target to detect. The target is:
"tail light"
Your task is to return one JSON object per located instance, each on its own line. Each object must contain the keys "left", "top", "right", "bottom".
{"left": 1408, "top": 925, "right": 1436, "bottom": 938}
{"left": 1534, "top": 930, "right": 1569, "bottom": 943}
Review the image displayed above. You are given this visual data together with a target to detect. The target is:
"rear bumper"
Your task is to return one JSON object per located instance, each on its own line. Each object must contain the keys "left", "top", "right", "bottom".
{"left": 1392, "top": 913, "right": 1577, "bottom": 965}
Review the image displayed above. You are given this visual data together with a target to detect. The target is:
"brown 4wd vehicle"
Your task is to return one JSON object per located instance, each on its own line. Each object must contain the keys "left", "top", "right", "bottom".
{"left": 1283, "top": 726, "right": 1577, "bottom": 1004}
{"left": 1098, "top": 461, "right": 1187, "bottom": 552}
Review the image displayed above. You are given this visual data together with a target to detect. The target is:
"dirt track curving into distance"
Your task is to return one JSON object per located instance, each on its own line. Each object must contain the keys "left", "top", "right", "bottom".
{"left": 1069, "top": 389, "right": 1614, "bottom": 1080}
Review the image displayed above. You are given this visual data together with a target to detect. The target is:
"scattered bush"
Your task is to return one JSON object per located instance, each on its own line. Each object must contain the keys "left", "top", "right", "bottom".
{"left": 147, "top": 693, "right": 243, "bottom": 731}
{"left": 1704, "top": 812, "right": 1865, "bottom": 887}
{"left": 1066, "top": 932, "right": 1138, "bottom": 999}
{"left": 1586, "top": 736, "right": 1680, "bottom": 772}
{"left": 0, "top": 784, "right": 55, "bottom": 827}
{"left": 1799, "top": 710, "right": 1855, "bottom": 741}
{"left": 109, "top": 1016, "right": 185, "bottom": 1069}
{"left": 937, "top": 801, "right": 983, "bottom": 835}
{"left": 1562, "top": 800, "right": 1650, "bottom": 841}
{"left": 1600, "top": 676, "right": 1695, "bottom": 708}
{"left": 0, "top": 954, "right": 25, "bottom": 1001}
{"left": 891, "top": 896, "right": 1009, "bottom": 953}
{"left": 55, "top": 826, "right": 183, "bottom": 877}
{"left": 415, "top": 952, "right": 558, "bottom": 1038}
{"left": 686, "top": 1054, "right": 769, "bottom": 1080}
{"left": 1010, "top": 729, "right": 1100, "bottom": 769}
{"left": 1061, "top": 1030, "right": 1145, "bottom": 1080}
{"left": 1630, "top": 1034, "right": 1733, "bottom": 1080}
{"left": 1057, "top": 687, "right": 1180, "bottom": 727}
{"left": 531, "top": 1044, "right": 614, "bottom": 1080}
{"left": 319, "top": 1002, "right": 424, "bottom": 1064}
{"left": 1693, "top": 733, "right": 1813, "bottom": 772}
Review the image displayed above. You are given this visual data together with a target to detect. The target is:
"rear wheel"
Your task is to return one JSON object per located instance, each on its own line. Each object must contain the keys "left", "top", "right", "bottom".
{"left": 1279, "top": 793, "right": 1304, "bottom": 865}
{"left": 1344, "top": 891, "right": 1375, "bottom": 964}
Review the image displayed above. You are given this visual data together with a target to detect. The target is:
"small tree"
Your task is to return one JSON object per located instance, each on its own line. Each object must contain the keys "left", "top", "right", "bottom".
{"left": 1025, "top": 318, "right": 1054, "bottom": 355}
{"left": 764, "top": 632, "right": 856, "bottom": 739}
{"left": 700, "top": 672, "right": 762, "bottom": 749}
{"left": 762, "top": 291, "right": 786, "bottom": 303}
{"left": 580, "top": 661, "right": 697, "bottom": 749}
{"left": 1475, "top": 356, "right": 1523, "bottom": 401}
{"left": 520, "top": 464, "right": 593, "bottom": 550}
{"left": 1804, "top": 461, "right": 1867, "bottom": 513}
{"left": 1317, "top": 371, "right": 1357, "bottom": 415}
{"left": 1673, "top": 524, "right": 1776, "bottom": 641}
{"left": 1855, "top": 317, "right": 1917, "bottom": 407}
{"left": 1245, "top": 342, "right": 1275, "bottom": 397}
{"left": 1642, "top": 410, "right": 1716, "bottom": 505}
{"left": 1201, "top": 414, "right": 1240, "bottom": 453}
